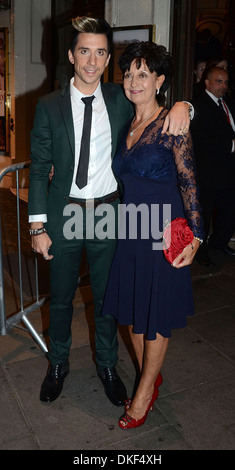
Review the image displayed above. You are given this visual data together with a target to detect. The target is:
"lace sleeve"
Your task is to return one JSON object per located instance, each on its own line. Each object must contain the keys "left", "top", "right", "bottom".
{"left": 173, "top": 132, "right": 204, "bottom": 239}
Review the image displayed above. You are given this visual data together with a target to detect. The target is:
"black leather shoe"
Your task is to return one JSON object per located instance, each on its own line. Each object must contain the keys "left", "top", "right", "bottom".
{"left": 97, "top": 367, "right": 127, "bottom": 406}
{"left": 208, "top": 239, "right": 235, "bottom": 256}
{"left": 220, "top": 245, "right": 235, "bottom": 256}
{"left": 40, "top": 361, "right": 69, "bottom": 402}
{"left": 195, "top": 253, "right": 216, "bottom": 268}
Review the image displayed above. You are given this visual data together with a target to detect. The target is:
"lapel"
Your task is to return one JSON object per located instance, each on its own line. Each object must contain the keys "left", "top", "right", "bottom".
{"left": 58, "top": 86, "right": 75, "bottom": 157}
{"left": 101, "top": 83, "right": 118, "bottom": 158}
{"left": 223, "top": 95, "right": 235, "bottom": 123}
{"left": 203, "top": 91, "right": 234, "bottom": 132}
{"left": 56, "top": 83, "right": 127, "bottom": 160}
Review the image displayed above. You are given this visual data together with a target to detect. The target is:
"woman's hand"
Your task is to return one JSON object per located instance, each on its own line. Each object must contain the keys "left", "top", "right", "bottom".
{"left": 162, "top": 102, "right": 190, "bottom": 136}
{"left": 171, "top": 238, "right": 200, "bottom": 268}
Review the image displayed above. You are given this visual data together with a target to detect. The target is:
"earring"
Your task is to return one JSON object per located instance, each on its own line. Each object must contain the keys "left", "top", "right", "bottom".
{"left": 156, "top": 88, "right": 160, "bottom": 95}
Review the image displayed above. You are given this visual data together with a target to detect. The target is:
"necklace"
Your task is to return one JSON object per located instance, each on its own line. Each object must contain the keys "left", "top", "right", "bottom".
{"left": 130, "top": 105, "right": 159, "bottom": 136}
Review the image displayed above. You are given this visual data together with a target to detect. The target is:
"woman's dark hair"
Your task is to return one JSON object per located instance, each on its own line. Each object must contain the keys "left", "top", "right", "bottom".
{"left": 118, "top": 41, "right": 173, "bottom": 105}
{"left": 70, "top": 16, "right": 112, "bottom": 55}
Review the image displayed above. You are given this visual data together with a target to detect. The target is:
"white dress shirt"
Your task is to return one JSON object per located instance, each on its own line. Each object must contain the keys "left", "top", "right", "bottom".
{"left": 29, "top": 79, "right": 117, "bottom": 223}
{"left": 70, "top": 79, "right": 117, "bottom": 198}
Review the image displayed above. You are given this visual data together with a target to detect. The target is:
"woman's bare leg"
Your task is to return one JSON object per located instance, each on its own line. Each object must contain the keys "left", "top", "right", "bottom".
{"left": 128, "top": 325, "right": 144, "bottom": 372}
{"left": 121, "top": 331, "right": 169, "bottom": 423}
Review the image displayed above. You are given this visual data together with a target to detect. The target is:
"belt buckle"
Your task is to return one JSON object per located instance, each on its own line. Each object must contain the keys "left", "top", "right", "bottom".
{"left": 85, "top": 198, "right": 95, "bottom": 209}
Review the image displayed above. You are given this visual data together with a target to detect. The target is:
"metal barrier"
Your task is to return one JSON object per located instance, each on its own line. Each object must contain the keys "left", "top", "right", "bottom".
{"left": 0, "top": 161, "right": 48, "bottom": 353}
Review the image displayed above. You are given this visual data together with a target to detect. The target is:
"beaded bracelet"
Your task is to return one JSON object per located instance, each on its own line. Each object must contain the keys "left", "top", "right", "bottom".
{"left": 194, "top": 236, "right": 203, "bottom": 244}
{"left": 29, "top": 227, "right": 47, "bottom": 236}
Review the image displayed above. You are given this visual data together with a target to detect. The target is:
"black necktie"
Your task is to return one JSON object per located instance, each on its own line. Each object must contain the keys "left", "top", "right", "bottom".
{"left": 76, "top": 95, "right": 95, "bottom": 189}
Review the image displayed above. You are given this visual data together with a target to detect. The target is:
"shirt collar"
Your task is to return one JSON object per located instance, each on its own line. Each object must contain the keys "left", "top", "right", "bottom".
{"left": 70, "top": 78, "right": 102, "bottom": 106}
{"left": 205, "top": 89, "right": 223, "bottom": 105}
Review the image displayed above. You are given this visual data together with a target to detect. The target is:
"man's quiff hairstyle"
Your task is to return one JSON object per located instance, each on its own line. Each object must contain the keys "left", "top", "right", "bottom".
{"left": 70, "top": 16, "right": 112, "bottom": 54}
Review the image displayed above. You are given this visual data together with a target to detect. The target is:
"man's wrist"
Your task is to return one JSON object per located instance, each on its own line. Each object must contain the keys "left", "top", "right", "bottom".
{"left": 30, "top": 222, "right": 44, "bottom": 230}
{"left": 29, "top": 226, "right": 47, "bottom": 236}
{"left": 29, "top": 222, "right": 45, "bottom": 236}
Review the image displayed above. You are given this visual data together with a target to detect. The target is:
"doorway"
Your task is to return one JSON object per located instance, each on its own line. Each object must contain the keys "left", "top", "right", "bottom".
{"left": 170, "top": 0, "right": 234, "bottom": 103}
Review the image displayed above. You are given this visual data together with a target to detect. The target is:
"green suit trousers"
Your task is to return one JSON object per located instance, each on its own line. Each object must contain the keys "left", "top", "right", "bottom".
{"left": 47, "top": 199, "right": 119, "bottom": 369}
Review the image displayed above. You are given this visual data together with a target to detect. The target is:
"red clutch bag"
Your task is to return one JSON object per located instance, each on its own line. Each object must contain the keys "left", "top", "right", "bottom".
{"left": 162, "top": 217, "right": 194, "bottom": 264}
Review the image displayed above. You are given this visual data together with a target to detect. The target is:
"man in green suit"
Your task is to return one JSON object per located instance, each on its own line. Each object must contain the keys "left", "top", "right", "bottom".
{"left": 28, "top": 17, "right": 191, "bottom": 405}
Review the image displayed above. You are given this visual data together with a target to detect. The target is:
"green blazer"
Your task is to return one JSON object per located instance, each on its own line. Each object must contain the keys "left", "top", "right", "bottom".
{"left": 28, "top": 82, "right": 134, "bottom": 234}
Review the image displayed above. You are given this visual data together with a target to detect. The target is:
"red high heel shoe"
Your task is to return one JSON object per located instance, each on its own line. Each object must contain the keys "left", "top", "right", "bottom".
{"left": 119, "top": 372, "right": 163, "bottom": 430}
{"left": 124, "top": 372, "right": 163, "bottom": 411}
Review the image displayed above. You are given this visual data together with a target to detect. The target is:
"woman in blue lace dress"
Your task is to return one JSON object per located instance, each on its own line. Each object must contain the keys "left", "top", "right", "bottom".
{"left": 102, "top": 41, "right": 204, "bottom": 429}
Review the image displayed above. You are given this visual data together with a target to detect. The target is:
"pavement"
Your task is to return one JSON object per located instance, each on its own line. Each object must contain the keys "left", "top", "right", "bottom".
{"left": 0, "top": 188, "right": 235, "bottom": 458}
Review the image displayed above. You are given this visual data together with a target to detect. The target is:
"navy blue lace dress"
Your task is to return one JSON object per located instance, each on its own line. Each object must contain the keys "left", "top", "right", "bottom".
{"left": 102, "top": 108, "right": 204, "bottom": 339}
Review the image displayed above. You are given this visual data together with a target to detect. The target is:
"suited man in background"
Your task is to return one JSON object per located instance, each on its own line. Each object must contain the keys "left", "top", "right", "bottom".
{"left": 28, "top": 17, "right": 192, "bottom": 405}
{"left": 191, "top": 66, "right": 235, "bottom": 267}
